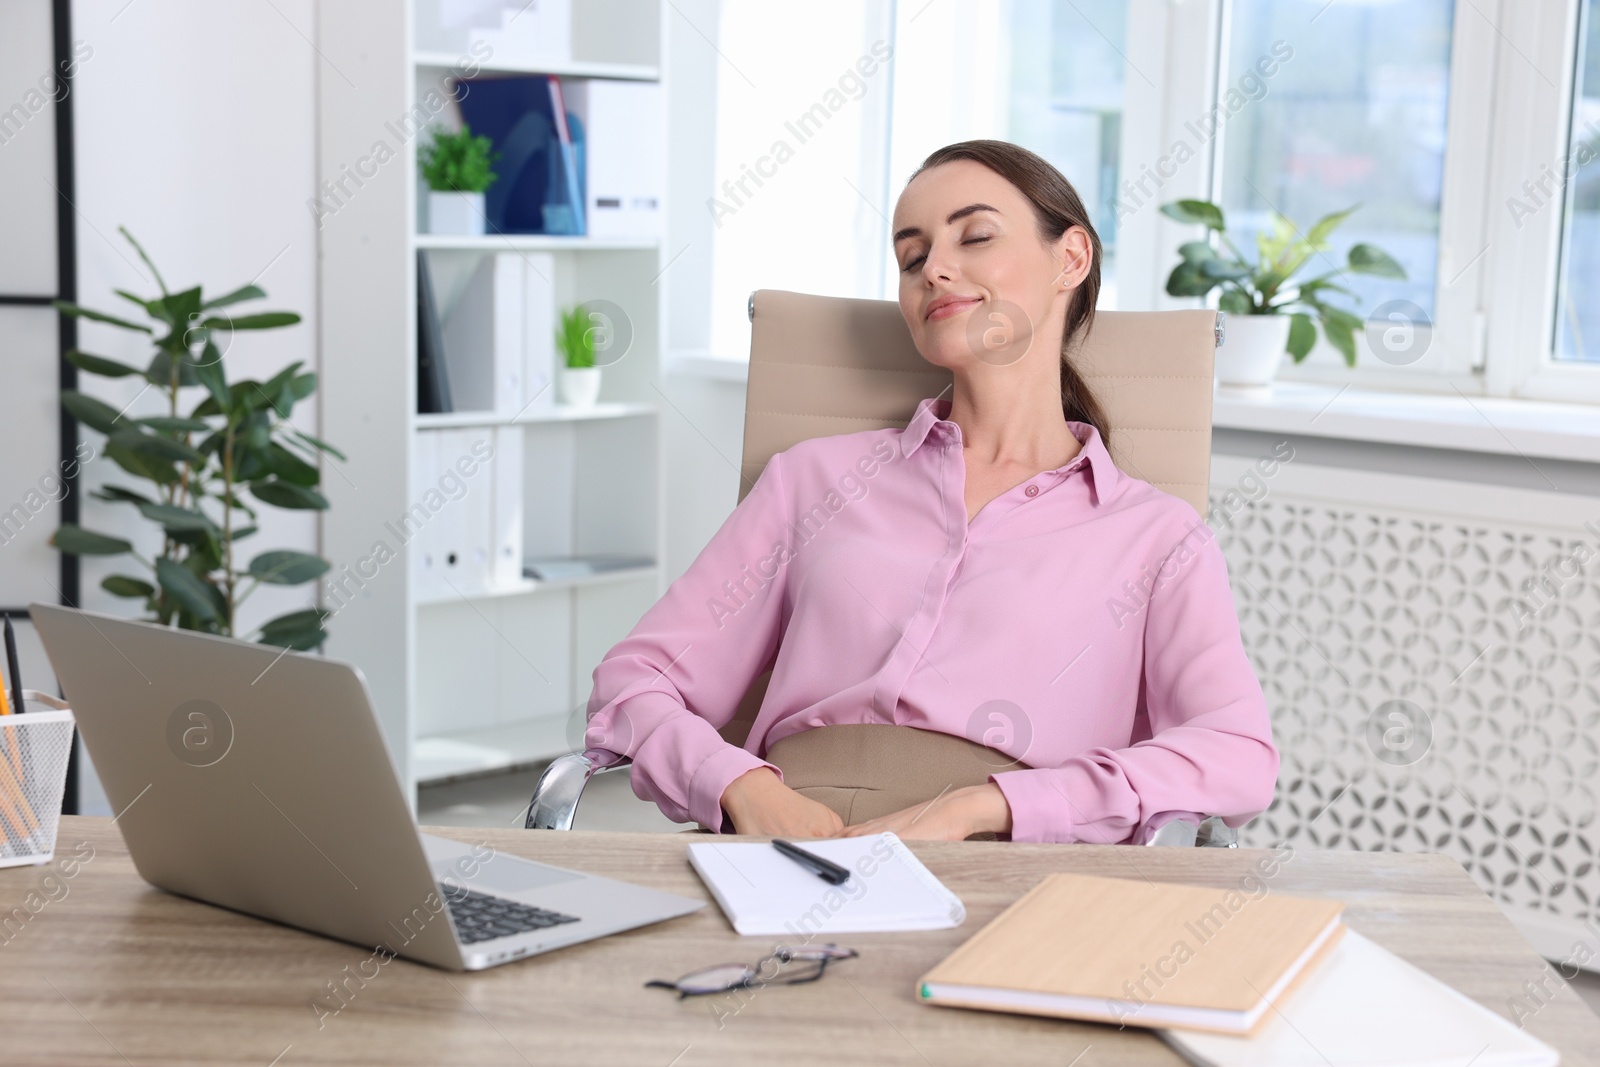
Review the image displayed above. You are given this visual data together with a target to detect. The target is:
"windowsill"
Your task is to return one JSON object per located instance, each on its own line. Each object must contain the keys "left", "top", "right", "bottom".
{"left": 1212, "top": 381, "right": 1600, "bottom": 464}
{"left": 670, "top": 353, "right": 1600, "bottom": 465}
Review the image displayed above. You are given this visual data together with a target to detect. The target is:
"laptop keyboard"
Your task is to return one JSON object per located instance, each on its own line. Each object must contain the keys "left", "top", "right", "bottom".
{"left": 445, "top": 885, "right": 581, "bottom": 944}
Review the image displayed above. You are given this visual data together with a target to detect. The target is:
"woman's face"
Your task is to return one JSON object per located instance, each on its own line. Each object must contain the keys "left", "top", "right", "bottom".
{"left": 891, "top": 158, "right": 1091, "bottom": 369}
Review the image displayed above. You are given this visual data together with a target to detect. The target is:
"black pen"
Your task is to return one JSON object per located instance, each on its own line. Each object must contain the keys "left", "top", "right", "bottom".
{"left": 772, "top": 838, "right": 851, "bottom": 885}
{"left": 3, "top": 618, "right": 23, "bottom": 714}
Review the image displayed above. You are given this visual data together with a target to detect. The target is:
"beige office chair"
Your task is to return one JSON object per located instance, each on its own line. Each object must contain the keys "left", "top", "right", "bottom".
{"left": 527, "top": 290, "right": 1234, "bottom": 846}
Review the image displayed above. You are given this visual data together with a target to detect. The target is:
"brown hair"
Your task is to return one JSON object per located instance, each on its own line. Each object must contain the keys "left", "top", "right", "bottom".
{"left": 908, "top": 140, "right": 1111, "bottom": 451}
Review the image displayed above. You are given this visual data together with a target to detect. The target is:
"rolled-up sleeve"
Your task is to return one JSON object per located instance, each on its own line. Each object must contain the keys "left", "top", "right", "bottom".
{"left": 991, "top": 521, "right": 1280, "bottom": 844}
{"left": 584, "top": 452, "right": 793, "bottom": 830}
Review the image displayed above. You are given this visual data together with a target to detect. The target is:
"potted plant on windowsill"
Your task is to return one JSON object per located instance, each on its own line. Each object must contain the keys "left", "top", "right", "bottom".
{"left": 556, "top": 304, "right": 601, "bottom": 408}
{"left": 419, "top": 123, "right": 499, "bottom": 236}
{"left": 1160, "top": 199, "right": 1407, "bottom": 388}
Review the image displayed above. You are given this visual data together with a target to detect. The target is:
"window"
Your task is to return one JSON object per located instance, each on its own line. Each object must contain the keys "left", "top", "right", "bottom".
{"left": 1554, "top": 0, "right": 1600, "bottom": 364}
{"left": 705, "top": 3, "right": 894, "bottom": 361}
{"left": 1003, "top": 2, "right": 1130, "bottom": 305}
{"left": 1217, "top": 0, "right": 1454, "bottom": 324}
{"left": 698, "top": 0, "right": 1600, "bottom": 403}
{"left": 884, "top": 1, "right": 1132, "bottom": 303}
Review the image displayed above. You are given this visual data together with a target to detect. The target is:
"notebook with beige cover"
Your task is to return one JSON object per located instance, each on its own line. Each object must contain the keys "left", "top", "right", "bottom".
{"left": 917, "top": 872, "right": 1345, "bottom": 1036}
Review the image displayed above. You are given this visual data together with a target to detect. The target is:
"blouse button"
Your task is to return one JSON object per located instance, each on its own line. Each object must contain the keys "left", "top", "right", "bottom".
{"left": 1025, "top": 484, "right": 1039, "bottom": 497}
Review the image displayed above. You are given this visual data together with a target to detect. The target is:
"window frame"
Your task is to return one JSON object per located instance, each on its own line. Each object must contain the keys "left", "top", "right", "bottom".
{"left": 1115, "top": 0, "right": 1600, "bottom": 405}
{"left": 695, "top": 0, "right": 1600, "bottom": 407}
{"left": 1482, "top": 0, "right": 1600, "bottom": 402}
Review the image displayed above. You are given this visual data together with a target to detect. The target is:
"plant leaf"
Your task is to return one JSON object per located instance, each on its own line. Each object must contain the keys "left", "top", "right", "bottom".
{"left": 159, "top": 286, "right": 204, "bottom": 332}
{"left": 1320, "top": 309, "right": 1361, "bottom": 367}
{"left": 65, "top": 349, "right": 143, "bottom": 379}
{"left": 138, "top": 416, "right": 212, "bottom": 433}
{"left": 1286, "top": 313, "right": 1318, "bottom": 362}
{"left": 263, "top": 443, "right": 319, "bottom": 486}
{"left": 61, "top": 390, "right": 127, "bottom": 435}
{"left": 1347, "top": 243, "right": 1407, "bottom": 279}
{"left": 257, "top": 608, "right": 329, "bottom": 651}
{"left": 155, "top": 557, "right": 219, "bottom": 621}
{"left": 1200, "top": 258, "right": 1251, "bottom": 281}
{"left": 91, "top": 484, "right": 155, "bottom": 506}
{"left": 51, "top": 299, "right": 153, "bottom": 333}
{"left": 286, "top": 372, "right": 317, "bottom": 402}
{"left": 105, "top": 437, "right": 179, "bottom": 484}
{"left": 249, "top": 549, "right": 331, "bottom": 585}
{"left": 1218, "top": 289, "right": 1254, "bottom": 315}
{"left": 192, "top": 341, "right": 230, "bottom": 408}
{"left": 110, "top": 429, "right": 206, "bottom": 466}
{"left": 118, "top": 226, "right": 169, "bottom": 294}
{"left": 135, "top": 501, "right": 216, "bottom": 533}
{"left": 203, "top": 311, "right": 301, "bottom": 330}
{"left": 102, "top": 574, "right": 156, "bottom": 599}
{"left": 113, "top": 289, "right": 163, "bottom": 320}
{"left": 146, "top": 349, "right": 200, "bottom": 388}
{"left": 201, "top": 283, "right": 265, "bottom": 310}
{"left": 290, "top": 428, "right": 347, "bottom": 462}
{"left": 1165, "top": 261, "right": 1218, "bottom": 298}
{"left": 1177, "top": 240, "right": 1217, "bottom": 263}
{"left": 250, "top": 479, "right": 329, "bottom": 510}
{"left": 51, "top": 524, "right": 133, "bottom": 556}
{"left": 1159, "top": 199, "right": 1225, "bottom": 230}
{"left": 1306, "top": 205, "right": 1358, "bottom": 247}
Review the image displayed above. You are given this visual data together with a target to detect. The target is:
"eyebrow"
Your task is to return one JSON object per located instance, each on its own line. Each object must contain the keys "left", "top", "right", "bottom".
{"left": 892, "top": 203, "right": 999, "bottom": 244}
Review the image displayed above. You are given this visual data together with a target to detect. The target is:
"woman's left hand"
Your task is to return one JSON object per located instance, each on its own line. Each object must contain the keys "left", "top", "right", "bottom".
{"left": 832, "top": 783, "right": 1013, "bottom": 841}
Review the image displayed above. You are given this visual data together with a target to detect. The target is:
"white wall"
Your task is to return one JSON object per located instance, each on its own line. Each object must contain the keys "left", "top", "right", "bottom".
{"left": 661, "top": 0, "right": 752, "bottom": 580}
{"left": 66, "top": 0, "right": 321, "bottom": 813}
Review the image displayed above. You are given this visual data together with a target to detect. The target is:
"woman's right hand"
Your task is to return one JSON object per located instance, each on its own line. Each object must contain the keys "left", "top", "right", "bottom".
{"left": 719, "top": 767, "right": 844, "bottom": 837}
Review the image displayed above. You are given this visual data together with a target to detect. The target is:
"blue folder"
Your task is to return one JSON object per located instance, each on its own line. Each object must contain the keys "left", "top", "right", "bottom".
{"left": 455, "top": 75, "right": 585, "bottom": 235}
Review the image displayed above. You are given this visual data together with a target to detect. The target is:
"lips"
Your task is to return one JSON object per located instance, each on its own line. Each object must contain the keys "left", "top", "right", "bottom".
{"left": 925, "top": 294, "right": 982, "bottom": 322}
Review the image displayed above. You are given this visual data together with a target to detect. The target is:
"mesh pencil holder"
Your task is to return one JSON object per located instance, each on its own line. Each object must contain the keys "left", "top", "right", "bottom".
{"left": 0, "top": 691, "right": 76, "bottom": 868}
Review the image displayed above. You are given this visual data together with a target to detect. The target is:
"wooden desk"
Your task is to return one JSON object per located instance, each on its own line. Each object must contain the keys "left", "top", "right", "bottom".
{"left": 1, "top": 817, "right": 1595, "bottom": 1065}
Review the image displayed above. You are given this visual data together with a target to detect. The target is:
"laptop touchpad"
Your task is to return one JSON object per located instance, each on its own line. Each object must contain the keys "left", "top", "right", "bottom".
{"left": 443, "top": 854, "right": 584, "bottom": 895}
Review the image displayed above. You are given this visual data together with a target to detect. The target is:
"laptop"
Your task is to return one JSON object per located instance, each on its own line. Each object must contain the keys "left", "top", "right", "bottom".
{"left": 29, "top": 603, "right": 703, "bottom": 971}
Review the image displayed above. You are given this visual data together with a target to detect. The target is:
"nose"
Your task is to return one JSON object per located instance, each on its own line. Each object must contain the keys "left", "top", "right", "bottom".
{"left": 920, "top": 238, "right": 959, "bottom": 285}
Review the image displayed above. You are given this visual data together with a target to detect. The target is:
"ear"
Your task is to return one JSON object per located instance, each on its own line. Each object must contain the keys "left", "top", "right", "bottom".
{"left": 1050, "top": 225, "right": 1094, "bottom": 291}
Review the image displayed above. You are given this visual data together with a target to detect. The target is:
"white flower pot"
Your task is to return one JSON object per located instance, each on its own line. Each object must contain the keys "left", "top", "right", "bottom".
{"left": 1215, "top": 313, "right": 1290, "bottom": 389}
{"left": 427, "top": 191, "right": 485, "bottom": 236}
{"left": 559, "top": 366, "right": 601, "bottom": 408}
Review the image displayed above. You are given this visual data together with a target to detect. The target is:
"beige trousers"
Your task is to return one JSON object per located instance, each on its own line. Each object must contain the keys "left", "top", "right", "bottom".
{"left": 763, "top": 723, "right": 1021, "bottom": 840}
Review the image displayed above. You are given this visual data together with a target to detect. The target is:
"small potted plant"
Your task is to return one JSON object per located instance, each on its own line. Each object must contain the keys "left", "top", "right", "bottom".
{"left": 419, "top": 123, "right": 499, "bottom": 236}
{"left": 1160, "top": 199, "right": 1407, "bottom": 388}
{"left": 556, "top": 304, "right": 601, "bottom": 408}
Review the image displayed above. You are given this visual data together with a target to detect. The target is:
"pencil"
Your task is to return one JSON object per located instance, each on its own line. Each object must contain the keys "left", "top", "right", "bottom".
{"left": 3, "top": 618, "right": 23, "bottom": 715}
{"left": 0, "top": 648, "right": 19, "bottom": 778}
{"left": 0, "top": 746, "right": 37, "bottom": 840}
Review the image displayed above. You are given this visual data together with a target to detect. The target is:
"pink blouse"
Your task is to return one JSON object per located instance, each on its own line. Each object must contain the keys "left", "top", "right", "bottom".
{"left": 583, "top": 394, "right": 1278, "bottom": 843}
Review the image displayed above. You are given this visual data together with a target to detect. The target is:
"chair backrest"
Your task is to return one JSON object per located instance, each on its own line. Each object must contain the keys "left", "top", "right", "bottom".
{"left": 740, "top": 289, "right": 1220, "bottom": 515}
{"left": 720, "top": 289, "right": 1221, "bottom": 745}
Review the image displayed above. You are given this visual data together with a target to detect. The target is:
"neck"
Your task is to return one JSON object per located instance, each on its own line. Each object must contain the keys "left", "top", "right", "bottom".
{"left": 944, "top": 342, "right": 1084, "bottom": 470}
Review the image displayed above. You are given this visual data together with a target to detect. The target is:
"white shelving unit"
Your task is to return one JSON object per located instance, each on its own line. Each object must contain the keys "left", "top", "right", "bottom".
{"left": 317, "top": 1, "right": 668, "bottom": 802}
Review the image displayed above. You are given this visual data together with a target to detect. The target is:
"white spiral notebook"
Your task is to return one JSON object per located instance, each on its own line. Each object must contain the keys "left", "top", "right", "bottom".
{"left": 686, "top": 833, "right": 966, "bottom": 936}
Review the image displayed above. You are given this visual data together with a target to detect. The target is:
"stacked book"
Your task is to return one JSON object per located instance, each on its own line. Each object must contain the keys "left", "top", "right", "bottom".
{"left": 917, "top": 871, "right": 1559, "bottom": 1066}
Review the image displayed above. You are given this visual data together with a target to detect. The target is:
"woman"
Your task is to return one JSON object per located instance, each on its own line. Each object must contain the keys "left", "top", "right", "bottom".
{"left": 582, "top": 140, "right": 1278, "bottom": 843}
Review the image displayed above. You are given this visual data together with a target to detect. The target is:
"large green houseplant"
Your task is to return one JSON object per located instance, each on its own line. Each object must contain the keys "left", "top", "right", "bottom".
{"left": 1161, "top": 199, "right": 1408, "bottom": 384}
{"left": 51, "top": 227, "right": 341, "bottom": 651}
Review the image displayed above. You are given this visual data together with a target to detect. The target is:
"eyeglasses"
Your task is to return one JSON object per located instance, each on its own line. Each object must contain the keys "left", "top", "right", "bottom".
{"left": 645, "top": 944, "right": 859, "bottom": 998}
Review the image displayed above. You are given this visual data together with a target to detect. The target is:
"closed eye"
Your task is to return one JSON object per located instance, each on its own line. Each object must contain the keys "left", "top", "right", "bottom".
{"left": 899, "top": 235, "right": 993, "bottom": 274}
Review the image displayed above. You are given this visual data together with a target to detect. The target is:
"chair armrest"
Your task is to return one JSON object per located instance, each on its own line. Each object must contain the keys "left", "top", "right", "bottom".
{"left": 524, "top": 751, "right": 632, "bottom": 830}
{"left": 1137, "top": 812, "right": 1241, "bottom": 848}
